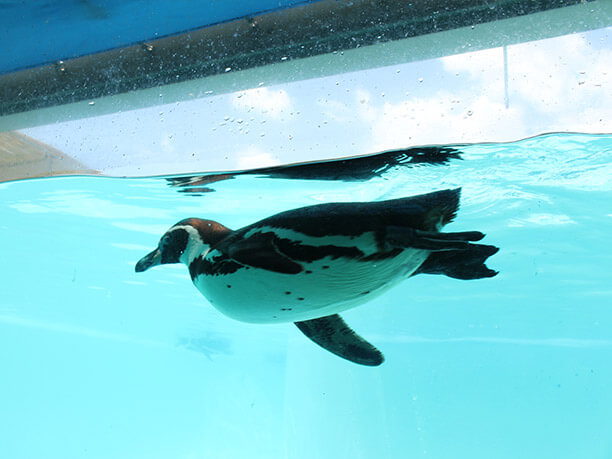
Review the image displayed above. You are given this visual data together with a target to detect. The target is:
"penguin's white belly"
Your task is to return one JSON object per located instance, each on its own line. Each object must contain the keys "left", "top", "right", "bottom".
{"left": 192, "top": 248, "right": 429, "bottom": 323}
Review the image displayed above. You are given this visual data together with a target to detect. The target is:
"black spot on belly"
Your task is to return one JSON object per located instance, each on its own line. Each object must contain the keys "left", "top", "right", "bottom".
{"left": 281, "top": 308, "right": 293, "bottom": 311}
{"left": 227, "top": 284, "right": 232, "bottom": 288}
{"left": 322, "top": 265, "right": 330, "bottom": 269}
{"left": 285, "top": 291, "right": 291, "bottom": 295}
{"left": 297, "top": 297, "right": 305, "bottom": 301}
{"left": 361, "top": 290, "right": 370, "bottom": 295}
{"left": 305, "top": 270, "right": 312, "bottom": 274}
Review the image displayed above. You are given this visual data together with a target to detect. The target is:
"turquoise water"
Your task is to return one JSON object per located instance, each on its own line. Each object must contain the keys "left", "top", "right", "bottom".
{"left": 1, "top": 132, "right": 611, "bottom": 458}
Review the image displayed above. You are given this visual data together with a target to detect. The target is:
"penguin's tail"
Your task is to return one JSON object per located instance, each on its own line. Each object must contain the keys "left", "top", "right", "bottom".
{"left": 413, "top": 242, "right": 499, "bottom": 280}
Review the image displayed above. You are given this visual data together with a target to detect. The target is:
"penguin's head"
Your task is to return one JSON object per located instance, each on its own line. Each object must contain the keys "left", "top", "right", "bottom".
{"left": 135, "top": 218, "right": 231, "bottom": 272}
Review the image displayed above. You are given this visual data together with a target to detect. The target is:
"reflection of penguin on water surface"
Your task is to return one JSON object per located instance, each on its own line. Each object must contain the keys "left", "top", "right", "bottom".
{"left": 136, "top": 188, "right": 498, "bottom": 366}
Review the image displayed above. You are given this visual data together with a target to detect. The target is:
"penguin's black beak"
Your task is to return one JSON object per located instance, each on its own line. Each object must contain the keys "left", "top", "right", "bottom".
{"left": 135, "top": 248, "right": 162, "bottom": 272}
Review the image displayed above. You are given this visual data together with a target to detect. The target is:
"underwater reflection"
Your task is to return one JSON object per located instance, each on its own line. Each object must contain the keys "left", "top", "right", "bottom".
{"left": 166, "top": 145, "right": 462, "bottom": 194}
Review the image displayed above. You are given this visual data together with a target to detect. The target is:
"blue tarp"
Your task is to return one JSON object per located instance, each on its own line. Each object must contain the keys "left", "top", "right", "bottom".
{"left": 0, "top": 0, "right": 322, "bottom": 75}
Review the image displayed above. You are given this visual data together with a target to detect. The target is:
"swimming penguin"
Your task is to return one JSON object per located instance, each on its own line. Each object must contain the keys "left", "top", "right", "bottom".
{"left": 135, "top": 188, "right": 498, "bottom": 366}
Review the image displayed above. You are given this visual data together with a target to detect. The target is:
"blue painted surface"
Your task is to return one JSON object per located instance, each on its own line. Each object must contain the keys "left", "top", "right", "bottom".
{"left": 0, "top": 0, "right": 322, "bottom": 75}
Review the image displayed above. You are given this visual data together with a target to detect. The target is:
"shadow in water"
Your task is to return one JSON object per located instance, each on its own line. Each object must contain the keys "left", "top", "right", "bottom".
{"left": 177, "top": 332, "right": 233, "bottom": 360}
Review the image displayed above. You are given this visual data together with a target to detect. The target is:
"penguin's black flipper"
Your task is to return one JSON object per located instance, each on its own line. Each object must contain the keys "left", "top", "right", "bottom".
{"left": 295, "top": 314, "right": 384, "bottom": 366}
{"left": 224, "top": 231, "right": 304, "bottom": 274}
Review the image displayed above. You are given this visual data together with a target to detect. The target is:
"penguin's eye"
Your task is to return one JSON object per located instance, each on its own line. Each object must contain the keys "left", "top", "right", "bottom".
{"left": 160, "top": 235, "right": 170, "bottom": 249}
{"left": 159, "top": 229, "right": 189, "bottom": 263}
{"left": 161, "top": 234, "right": 183, "bottom": 252}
